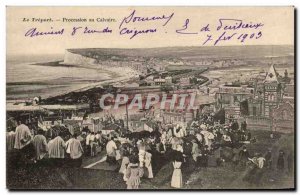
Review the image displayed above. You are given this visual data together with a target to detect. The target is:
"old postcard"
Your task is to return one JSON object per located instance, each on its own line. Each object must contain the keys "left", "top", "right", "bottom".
{"left": 6, "top": 6, "right": 295, "bottom": 190}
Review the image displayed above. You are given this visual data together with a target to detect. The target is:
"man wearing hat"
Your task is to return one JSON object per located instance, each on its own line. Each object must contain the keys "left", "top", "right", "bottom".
{"left": 239, "top": 146, "right": 250, "bottom": 169}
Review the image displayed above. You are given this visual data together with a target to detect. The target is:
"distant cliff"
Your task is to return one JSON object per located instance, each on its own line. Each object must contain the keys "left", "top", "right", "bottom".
{"left": 63, "top": 49, "right": 96, "bottom": 65}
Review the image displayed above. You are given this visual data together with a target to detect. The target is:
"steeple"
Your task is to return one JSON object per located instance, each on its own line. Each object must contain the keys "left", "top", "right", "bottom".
{"left": 264, "top": 64, "right": 279, "bottom": 83}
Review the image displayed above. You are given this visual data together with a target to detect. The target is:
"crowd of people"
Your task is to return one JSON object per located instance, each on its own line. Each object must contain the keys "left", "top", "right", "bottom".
{"left": 7, "top": 119, "right": 85, "bottom": 168}
{"left": 6, "top": 112, "right": 293, "bottom": 189}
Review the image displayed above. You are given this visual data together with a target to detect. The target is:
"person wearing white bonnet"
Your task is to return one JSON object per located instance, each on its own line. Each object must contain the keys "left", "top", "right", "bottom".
{"left": 161, "top": 130, "right": 167, "bottom": 144}
{"left": 200, "top": 124, "right": 210, "bottom": 148}
{"left": 138, "top": 149, "right": 146, "bottom": 167}
{"left": 174, "top": 124, "right": 185, "bottom": 138}
{"left": 200, "top": 124, "right": 207, "bottom": 131}
{"left": 176, "top": 144, "right": 184, "bottom": 153}
{"left": 144, "top": 151, "right": 153, "bottom": 179}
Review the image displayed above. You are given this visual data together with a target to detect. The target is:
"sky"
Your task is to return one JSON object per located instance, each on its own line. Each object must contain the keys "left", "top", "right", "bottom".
{"left": 6, "top": 6, "right": 294, "bottom": 56}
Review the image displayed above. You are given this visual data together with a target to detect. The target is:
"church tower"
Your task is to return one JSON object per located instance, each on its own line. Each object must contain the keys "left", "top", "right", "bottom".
{"left": 263, "top": 64, "right": 282, "bottom": 117}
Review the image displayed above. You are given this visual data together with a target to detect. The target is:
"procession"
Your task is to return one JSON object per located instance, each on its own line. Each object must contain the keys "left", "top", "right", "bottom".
{"left": 6, "top": 109, "right": 293, "bottom": 189}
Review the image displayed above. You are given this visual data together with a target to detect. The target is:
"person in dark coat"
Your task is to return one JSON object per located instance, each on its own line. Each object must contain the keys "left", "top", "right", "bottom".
{"left": 239, "top": 146, "right": 250, "bottom": 168}
{"left": 241, "top": 121, "right": 247, "bottom": 131}
{"left": 243, "top": 153, "right": 265, "bottom": 186}
{"left": 231, "top": 132, "right": 239, "bottom": 146}
{"left": 199, "top": 145, "right": 209, "bottom": 167}
{"left": 247, "top": 131, "right": 252, "bottom": 141}
{"left": 231, "top": 121, "right": 239, "bottom": 131}
{"left": 265, "top": 149, "right": 272, "bottom": 169}
{"left": 277, "top": 150, "right": 285, "bottom": 170}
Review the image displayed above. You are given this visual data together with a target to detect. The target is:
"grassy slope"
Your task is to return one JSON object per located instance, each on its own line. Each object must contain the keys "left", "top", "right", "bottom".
{"left": 182, "top": 131, "right": 294, "bottom": 189}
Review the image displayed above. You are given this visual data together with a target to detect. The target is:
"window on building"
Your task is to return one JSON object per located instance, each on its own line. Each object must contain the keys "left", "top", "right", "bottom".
{"left": 223, "top": 96, "right": 231, "bottom": 104}
{"left": 234, "top": 96, "right": 238, "bottom": 102}
{"left": 265, "top": 107, "right": 269, "bottom": 116}
{"left": 268, "top": 94, "right": 275, "bottom": 101}
{"left": 253, "top": 106, "right": 257, "bottom": 116}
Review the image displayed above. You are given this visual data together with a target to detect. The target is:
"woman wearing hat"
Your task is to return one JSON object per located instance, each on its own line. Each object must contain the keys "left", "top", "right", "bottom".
{"left": 125, "top": 155, "right": 144, "bottom": 189}
{"left": 171, "top": 152, "right": 183, "bottom": 188}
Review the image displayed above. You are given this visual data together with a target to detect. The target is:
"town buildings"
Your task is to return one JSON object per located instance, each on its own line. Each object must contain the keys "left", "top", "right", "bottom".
{"left": 215, "top": 64, "right": 294, "bottom": 133}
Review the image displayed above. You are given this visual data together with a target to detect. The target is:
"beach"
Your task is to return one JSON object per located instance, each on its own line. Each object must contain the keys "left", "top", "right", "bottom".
{"left": 6, "top": 55, "right": 138, "bottom": 101}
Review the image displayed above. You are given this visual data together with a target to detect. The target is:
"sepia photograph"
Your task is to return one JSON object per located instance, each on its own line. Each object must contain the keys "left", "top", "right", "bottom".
{"left": 6, "top": 6, "right": 295, "bottom": 190}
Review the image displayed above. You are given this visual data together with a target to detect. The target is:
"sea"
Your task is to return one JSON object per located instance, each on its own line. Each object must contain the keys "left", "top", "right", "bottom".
{"left": 6, "top": 54, "right": 111, "bottom": 101}
{"left": 7, "top": 46, "right": 294, "bottom": 101}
